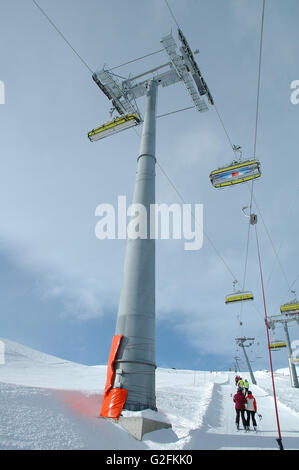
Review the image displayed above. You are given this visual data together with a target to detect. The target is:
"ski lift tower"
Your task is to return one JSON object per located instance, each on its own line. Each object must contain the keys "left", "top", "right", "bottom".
{"left": 267, "top": 307, "right": 299, "bottom": 388}
{"left": 235, "top": 337, "right": 257, "bottom": 385}
{"left": 234, "top": 356, "right": 241, "bottom": 373}
{"left": 89, "top": 29, "right": 213, "bottom": 439}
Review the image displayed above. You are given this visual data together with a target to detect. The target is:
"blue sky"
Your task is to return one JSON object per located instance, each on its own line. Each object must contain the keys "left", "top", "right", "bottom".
{"left": 0, "top": 0, "right": 299, "bottom": 373}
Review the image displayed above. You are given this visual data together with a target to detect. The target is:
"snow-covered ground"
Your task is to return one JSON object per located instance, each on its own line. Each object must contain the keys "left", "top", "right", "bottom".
{"left": 0, "top": 337, "right": 298, "bottom": 450}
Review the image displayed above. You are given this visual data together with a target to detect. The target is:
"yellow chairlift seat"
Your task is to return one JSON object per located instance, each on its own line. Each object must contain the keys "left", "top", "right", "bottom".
{"left": 210, "top": 160, "right": 261, "bottom": 188}
{"left": 88, "top": 114, "right": 141, "bottom": 142}
{"left": 269, "top": 342, "right": 287, "bottom": 351}
{"left": 225, "top": 291, "right": 254, "bottom": 304}
{"left": 280, "top": 301, "right": 299, "bottom": 315}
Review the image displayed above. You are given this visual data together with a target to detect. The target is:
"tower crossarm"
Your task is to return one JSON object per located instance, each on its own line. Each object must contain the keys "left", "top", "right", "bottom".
{"left": 267, "top": 312, "right": 299, "bottom": 327}
{"left": 91, "top": 28, "right": 213, "bottom": 125}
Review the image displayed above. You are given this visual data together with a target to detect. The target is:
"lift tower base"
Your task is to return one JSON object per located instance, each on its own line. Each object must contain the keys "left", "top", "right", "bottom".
{"left": 117, "top": 415, "right": 171, "bottom": 441}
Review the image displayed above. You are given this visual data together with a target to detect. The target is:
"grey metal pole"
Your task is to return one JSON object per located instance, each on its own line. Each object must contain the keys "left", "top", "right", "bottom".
{"left": 240, "top": 343, "right": 257, "bottom": 385}
{"left": 283, "top": 321, "right": 299, "bottom": 388}
{"left": 234, "top": 356, "right": 240, "bottom": 373}
{"left": 114, "top": 80, "right": 158, "bottom": 411}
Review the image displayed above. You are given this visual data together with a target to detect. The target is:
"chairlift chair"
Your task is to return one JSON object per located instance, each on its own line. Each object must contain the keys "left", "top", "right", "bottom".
{"left": 209, "top": 146, "right": 261, "bottom": 189}
{"left": 88, "top": 113, "right": 141, "bottom": 142}
{"left": 269, "top": 341, "right": 287, "bottom": 351}
{"left": 280, "top": 300, "right": 299, "bottom": 315}
{"left": 225, "top": 281, "right": 254, "bottom": 304}
{"left": 210, "top": 159, "right": 261, "bottom": 188}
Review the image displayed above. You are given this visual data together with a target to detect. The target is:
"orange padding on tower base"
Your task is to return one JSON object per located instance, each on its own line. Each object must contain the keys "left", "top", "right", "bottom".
{"left": 103, "top": 334, "right": 123, "bottom": 395}
{"left": 100, "top": 334, "right": 128, "bottom": 419}
{"left": 100, "top": 388, "right": 128, "bottom": 419}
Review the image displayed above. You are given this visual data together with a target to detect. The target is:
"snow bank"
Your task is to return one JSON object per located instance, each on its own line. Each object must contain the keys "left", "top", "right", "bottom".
{"left": 255, "top": 369, "right": 299, "bottom": 416}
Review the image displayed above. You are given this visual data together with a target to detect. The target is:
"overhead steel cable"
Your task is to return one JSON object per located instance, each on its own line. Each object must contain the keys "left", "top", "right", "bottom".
{"left": 135, "top": 127, "right": 240, "bottom": 284}
{"left": 266, "top": 185, "right": 299, "bottom": 288}
{"left": 243, "top": 0, "right": 266, "bottom": 287}
{"left": 212, "top": 105, "right": 255, "bottom": 329}
{"left": 281, "top": 273, "right": 299, "bottom": 304}
{"left": 242, "top": 0, "right": 266, "bottom": 296}
{"left": 290, "top": 273, "right": 299, "bottom": 291}
{"left": 162, "top": 0, "right": 253, "bottom": 290}
{"left": 155, "top": 160, "right": 240, "bottom": 284}
{"left": 164, "top": 0, "right": 181, "bottom": 29}
{"left": 163, "top": 0, "right": 253, "bottom": 294}
{"left": 236, "top": 0, "right": 265, "bottom": 327}
{"left": 212, "top": 1, "right": 267, "bottom": 333}
{"left": 251, "top": 193, "right": 292, "bottom": 293}
{"left": 32, "top": 1, "right": 166, "bottom": 79}
{"left": 214, "top": 104, "right": 236, "bottom": 158}
{"left": 210, "top": 105, "right": 261, "bottom": 327}
{"left": 31, "top": 0, "right": 94, "bottom": 74}
{"left": 164, "top": 0, "right": 237, "bottom": 164}
{"left": 134, "top": 111, "right": 239, "bottom": 284}
{"left": 253, "top": 0, "right": 266, "bottom": 160}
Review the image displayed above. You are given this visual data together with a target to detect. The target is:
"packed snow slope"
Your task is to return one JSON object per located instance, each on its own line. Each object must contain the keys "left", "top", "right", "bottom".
{"left": 0, "top": 338, "right": 299, "bottom": 450}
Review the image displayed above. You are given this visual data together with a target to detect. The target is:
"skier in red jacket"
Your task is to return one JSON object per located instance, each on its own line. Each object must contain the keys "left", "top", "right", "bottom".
{"left": 233, "top": 387, "right": 248, "bottom": 430}
{"left": 234, "top": 375, "right": 240, "bottom": 386}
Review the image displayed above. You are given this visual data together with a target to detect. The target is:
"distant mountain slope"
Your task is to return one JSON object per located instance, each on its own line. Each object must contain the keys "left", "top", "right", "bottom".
{"left": 0, "top": 337, "right": 106, "bottom": 391}
{"left": 0, "top": 337, "right": 71, "bottom": 366}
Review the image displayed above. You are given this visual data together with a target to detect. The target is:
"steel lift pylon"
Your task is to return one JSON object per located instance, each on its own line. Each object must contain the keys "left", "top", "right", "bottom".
{"left": 88, "top": 28, "right": 214, "bottom": 439}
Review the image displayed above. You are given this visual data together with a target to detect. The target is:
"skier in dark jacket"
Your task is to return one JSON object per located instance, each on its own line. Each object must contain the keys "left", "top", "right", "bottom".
{"left": 233, "top": 387, "right": 248, "bottom": 430}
